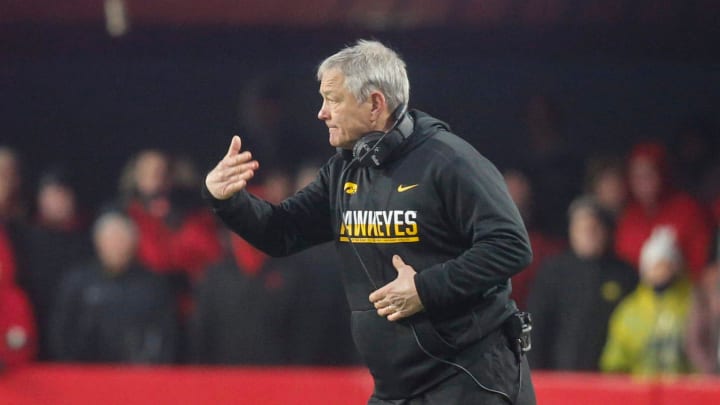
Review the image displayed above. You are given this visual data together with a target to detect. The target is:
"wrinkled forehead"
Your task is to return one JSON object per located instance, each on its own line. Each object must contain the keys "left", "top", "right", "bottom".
{"left": 319, "top": 69, "right": 347, "bottom": 95}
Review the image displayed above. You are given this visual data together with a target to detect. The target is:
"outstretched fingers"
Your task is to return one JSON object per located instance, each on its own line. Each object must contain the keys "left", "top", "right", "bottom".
{"left": 220, "top": 160, "right": 258, "bottom": 180}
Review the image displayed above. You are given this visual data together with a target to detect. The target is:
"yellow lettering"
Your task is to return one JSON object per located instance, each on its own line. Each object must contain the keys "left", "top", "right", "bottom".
{"left": 393, "top": 210, "right": 405, "bottom": 236}
{"left": 405, "top": 211, "right": 418, "bottom": 236}
{"left": 375, "top": 211, "right": 385, "bottom": 236}
{"left": 339, "top": 236, "right": 420, "bottom": 243}
{"left": 367, "top": 222, "right": 377, "bottom": 236}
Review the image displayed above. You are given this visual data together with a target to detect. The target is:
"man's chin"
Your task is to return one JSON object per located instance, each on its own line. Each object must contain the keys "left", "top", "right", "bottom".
{"left": 329, "top": 136, "right": 351, "bottom": 150}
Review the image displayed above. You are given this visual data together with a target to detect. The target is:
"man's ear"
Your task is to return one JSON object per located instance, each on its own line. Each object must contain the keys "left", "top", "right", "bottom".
{"left": 369, "top": 91, "right": 387, "bottom": 121}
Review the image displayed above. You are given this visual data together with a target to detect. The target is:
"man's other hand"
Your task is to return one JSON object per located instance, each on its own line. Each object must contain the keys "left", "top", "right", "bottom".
{"left": 369, "top": 255, "right": 425, "bottom": 322}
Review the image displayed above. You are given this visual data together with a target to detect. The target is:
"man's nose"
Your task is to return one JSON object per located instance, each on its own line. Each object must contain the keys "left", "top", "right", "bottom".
{"left": 318, "top": 103, "right": 329, "bottom": 121}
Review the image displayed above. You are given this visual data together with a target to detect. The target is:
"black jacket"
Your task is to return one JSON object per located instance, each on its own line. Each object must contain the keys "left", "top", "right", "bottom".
{"left": 190, "top": 243, "right": 357, "bottom": 365}
{"left": 526, "top": 251, "right": 638, "bottom": 371}
{"left": 49, "top": 261, "right": 178, "bottom": 363}
{"left": 204, "top": 110, "right": 532, "bottom": 398}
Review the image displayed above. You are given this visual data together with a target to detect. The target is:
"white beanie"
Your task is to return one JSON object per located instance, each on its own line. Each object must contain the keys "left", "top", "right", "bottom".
{"left": 639, "top": 226, "right": 682, "bottom": 274}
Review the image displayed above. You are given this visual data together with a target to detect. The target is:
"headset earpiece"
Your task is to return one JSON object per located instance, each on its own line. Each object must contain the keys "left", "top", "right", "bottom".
{"left": 352, "top": 105, "right": 413, "bottom": 168}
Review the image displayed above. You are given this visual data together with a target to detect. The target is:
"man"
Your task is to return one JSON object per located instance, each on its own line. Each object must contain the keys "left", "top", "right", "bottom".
{"left": 49, "top": 211, "right": 178, "bottom": 363}
{"left": 204, "top": 40, "right": 535, "bottom": 404}
{"left": 527, "top": 196, "right": 637, "bottom": 371}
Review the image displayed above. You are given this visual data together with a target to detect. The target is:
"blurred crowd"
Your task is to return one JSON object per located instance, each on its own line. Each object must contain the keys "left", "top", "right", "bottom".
{"left": 0, "top": 147, "right": 357, "bottom": 369}
{"left": 1, "top": 102, "right": 719, "bottom": 378}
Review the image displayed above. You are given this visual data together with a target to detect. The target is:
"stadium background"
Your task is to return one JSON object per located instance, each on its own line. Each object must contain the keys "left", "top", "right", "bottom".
{"left": 2, "top": 1, "right": 720, "bottom": 403}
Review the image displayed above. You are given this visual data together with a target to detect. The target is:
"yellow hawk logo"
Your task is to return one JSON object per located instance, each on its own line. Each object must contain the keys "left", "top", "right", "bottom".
{"left": 344, "top": 182, "right": 358, "bottom": 195}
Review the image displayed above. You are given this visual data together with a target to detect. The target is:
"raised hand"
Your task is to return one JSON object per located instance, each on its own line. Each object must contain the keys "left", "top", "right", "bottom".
{"left": 205, "top": 135, "right": 259, "bottom": 200}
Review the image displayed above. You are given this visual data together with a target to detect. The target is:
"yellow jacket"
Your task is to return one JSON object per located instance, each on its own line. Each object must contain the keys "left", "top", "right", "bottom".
{"left": 600, "top": 276, "right": 693, "bottom": 376}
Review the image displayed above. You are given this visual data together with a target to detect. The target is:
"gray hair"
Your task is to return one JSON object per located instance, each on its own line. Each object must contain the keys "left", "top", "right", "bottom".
{"left": 92, "top": 210, "right": 138, "bottom": 241}
{"left": 317, "top": 40, "right": 410, "bottom": 111}
{"left": 567, "top": 195, "right": 615, "bottom": 231}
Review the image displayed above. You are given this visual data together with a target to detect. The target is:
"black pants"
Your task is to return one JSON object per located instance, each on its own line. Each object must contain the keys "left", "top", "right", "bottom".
{"left": 368, "top": 329, "right": 536, "bottom": 405}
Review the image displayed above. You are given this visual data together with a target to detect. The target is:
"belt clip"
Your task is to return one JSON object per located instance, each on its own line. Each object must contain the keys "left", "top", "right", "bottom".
{"left": 505, "top": 311, "right": 532, "bottom": 356}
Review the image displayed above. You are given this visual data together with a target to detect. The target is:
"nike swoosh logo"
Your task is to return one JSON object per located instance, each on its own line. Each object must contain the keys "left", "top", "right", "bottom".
{"left": 397, "top": 184, "right": 419, "bottom": 192}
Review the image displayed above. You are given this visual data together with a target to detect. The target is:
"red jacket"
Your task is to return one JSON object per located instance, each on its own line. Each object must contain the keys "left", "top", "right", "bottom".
{"left": 0, "top": 225, "right": 37, "bottom": 367}
{"left": 615, "top": 192, "right": 712, "bottom": 281}
{"left": 616, "top": 142, "right": 713, "bottom": 281}
{"left": 0, "top": 287, "right": 37, "bottom": 368}
{"left": 127, "top": 201, "right": 223, "bottom": 278}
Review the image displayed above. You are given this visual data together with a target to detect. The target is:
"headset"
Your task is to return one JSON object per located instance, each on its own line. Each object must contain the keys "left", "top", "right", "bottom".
{"left": 351, "top": 103, "right": 413, "bottom": 168}
{"left": 336, "top": 105, "right": 523, "bottom": 404}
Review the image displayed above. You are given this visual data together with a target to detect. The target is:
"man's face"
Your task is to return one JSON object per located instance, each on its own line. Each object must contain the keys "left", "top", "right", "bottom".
{"left": 135, "top": 151, "right": 170, "bottom": 197}
{"left": 95, "top": 218, "right": 136, "bottom": 273}
{"left": 569, "top": 208, "right": 608, "bottom": 259}
{"left": 629, "top": 156, "right": 661, "bottom": 207}
{"left": 317, "top": 69, "right": 374, "bottom": 149}
{"left": 38, "top": 184, "right": 76, "bottom": 225}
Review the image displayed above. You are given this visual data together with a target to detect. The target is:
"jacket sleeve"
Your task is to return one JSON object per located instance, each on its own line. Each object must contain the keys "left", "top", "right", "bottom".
{"left": 203, "top": 166, "right": 334, "bottom": 257}
{"left": 599, "top": 302, "right": 633, "bottom": 373}
{"left": 414, "top": 152, "right": 532, "bottom": 312}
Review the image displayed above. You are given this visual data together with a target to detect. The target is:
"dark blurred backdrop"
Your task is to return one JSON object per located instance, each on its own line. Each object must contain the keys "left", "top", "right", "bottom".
{"left": 2, "top": 0, "right": 719, "bottom": 211}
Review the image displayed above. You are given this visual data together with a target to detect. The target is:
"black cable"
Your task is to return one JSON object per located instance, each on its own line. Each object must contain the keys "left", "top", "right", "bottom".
{"left": 410, "top": 323, "right": 516, "bottom": 404}
{"left": 336, "top": 159, "right": 379, "bottom": 291}
{"left": 336, "top": 157, "right": 522, "bottom": 404}
{"left": 335, "top": 106, "right": 524, "bottom": 402}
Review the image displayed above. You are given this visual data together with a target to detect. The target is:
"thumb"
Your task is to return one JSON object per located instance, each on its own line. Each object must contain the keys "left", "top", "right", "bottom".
{"left": 392, "top": 255, "right": 406, "bottom": 272}
{"left": 226, "top": 135, "right": 241, "bottom": 157}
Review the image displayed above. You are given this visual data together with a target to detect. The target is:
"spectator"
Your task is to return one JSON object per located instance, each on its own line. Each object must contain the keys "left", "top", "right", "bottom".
{"left": 615, "top": 141, "right": 712, "bottom": 281}
{"left": 0, "top": 223, "right": 37, "bottom": 370}
{"left": 527, "top": 196, "right": 636, "bottom": 371}
{"left": 190, "top": 172, "right": 357, "bottom": 365}
{"left": 191, "top": 231, "right": 357, "bottom": 365}
{"left": 189, "top": 230, "right": 287, "bottom": 364}
{"left": 120, "top": 149, "right": 223, "bottom": 279}
{"left": 13, "top": 169, "right": 92, "bottom": 360}
{"left": 601, "top": 226, "right": 693, "bottom": 375}
{"left": 49, "top": 211, "right": 178, "bottom": 363}
{"left": 504, "top": 169, "right": 564, "bottom": 309}
{"left": 0, "top": 147, "right": 25, "bottom": 222}
{"left": 685, "top": 262, "right": 720, "bottom": 374}
{"left": 584, "top": 156, "right": 628, "bottom": 218}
